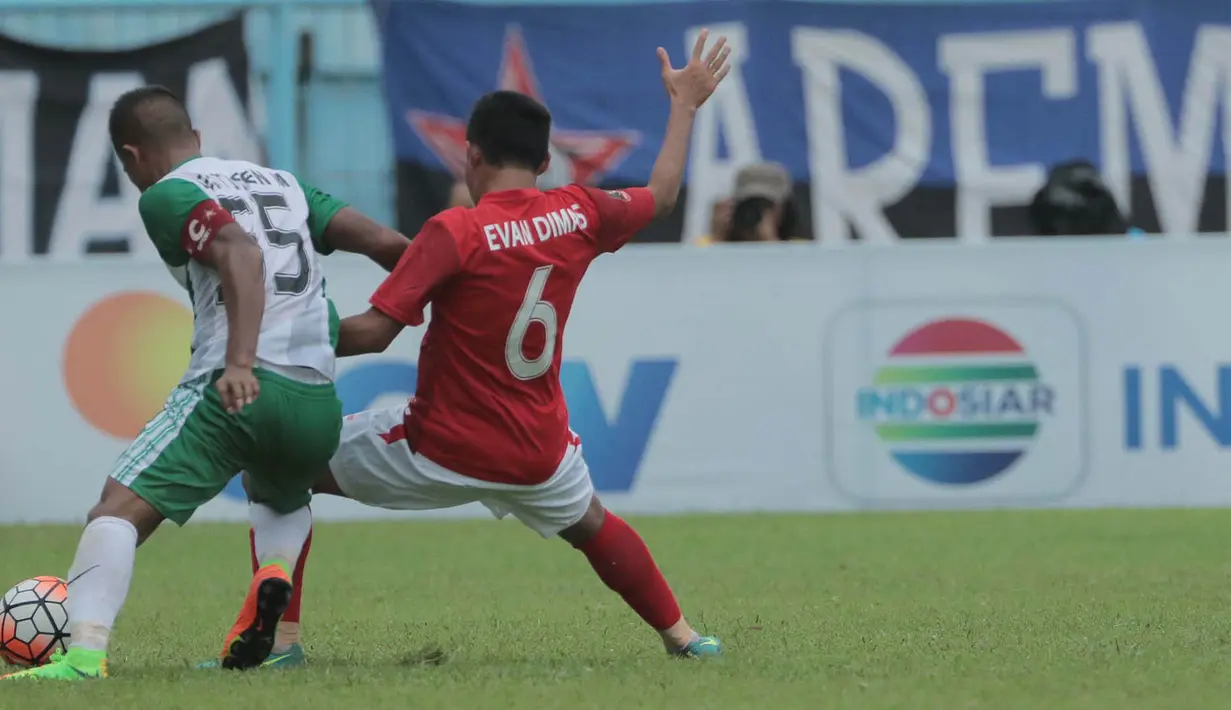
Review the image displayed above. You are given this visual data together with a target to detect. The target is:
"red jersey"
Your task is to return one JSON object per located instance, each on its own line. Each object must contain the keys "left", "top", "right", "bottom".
{"left": 369, "top": 185, "right": 656, "bottom": 485}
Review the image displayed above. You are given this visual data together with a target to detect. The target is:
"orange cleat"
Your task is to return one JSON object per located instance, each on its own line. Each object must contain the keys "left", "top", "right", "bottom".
{"left": 219, "top": 564, "right": 293, "bottom": 671}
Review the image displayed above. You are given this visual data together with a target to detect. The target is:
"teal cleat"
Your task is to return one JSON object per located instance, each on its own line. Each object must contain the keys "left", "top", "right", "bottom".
{"left": 195, "top": 643, "right": 306, "bottom": 671}
{"left": 672, "top": 635, "right": 723, "bottom": 659}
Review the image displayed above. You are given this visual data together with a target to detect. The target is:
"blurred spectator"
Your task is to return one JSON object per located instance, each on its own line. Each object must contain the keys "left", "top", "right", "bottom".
{"left": 1029, "top": 160, "right": 1134, "bottom": 236}
{"left": 721, "top": 162, "right": 799, "bottom": 242}
{"left": 694, "top": 199, "right": 732, "bottom": 246}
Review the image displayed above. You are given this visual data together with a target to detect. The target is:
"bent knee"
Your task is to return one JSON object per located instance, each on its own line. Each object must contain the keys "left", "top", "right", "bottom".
{"left": 559, "top": 495, "right": 605, "bottom": 547}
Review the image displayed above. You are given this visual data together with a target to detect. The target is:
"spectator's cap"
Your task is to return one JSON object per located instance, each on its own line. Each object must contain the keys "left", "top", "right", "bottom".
{"left": 733, "top": 162, "right": 792, "bottom": 202}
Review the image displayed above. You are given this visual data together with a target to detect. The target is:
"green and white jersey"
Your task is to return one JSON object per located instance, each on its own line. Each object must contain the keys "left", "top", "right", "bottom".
{"left": 138, "top": 156, "right": 347, "bottom": 384}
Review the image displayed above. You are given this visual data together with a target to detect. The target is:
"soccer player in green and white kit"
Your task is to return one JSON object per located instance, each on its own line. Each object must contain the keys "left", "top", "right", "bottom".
{"left": 3, "top": 86, "right": 408, "bottom": 681}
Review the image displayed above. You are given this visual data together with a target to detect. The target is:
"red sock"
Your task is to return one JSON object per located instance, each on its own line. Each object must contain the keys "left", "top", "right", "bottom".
{"left": 574, "top": 511, "right": 682, "bottom": 631}
{"left": 247, "top": 527, "right": 311, "bottom": 623}
{"left": 283, "top": 529, "right": 311, "bottom": 623}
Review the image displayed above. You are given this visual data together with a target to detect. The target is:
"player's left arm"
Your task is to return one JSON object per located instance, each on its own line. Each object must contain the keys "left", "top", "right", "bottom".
{"left": 644, "top": 30, "right": 730, "bottom": 217}
{"left": 575, "top": 186, "right": 657, "bottom": 254}
{"left": 579, "top": 34, "right": 728, "bottom": 253}
{"left": 576, "top": 54, "right": 710, "bottom": 254}
{"left": 139, "top": 181, "right": 265, "bottom": 411}
{"left": 298, "top": 176, "right": 409, "bottom": 272}
{"left": 194, "top": 223, "right": 266, "bottom": 374}
{"left": 575, "top": 40, "right": 712, "bottom": 250}
{"left": 336, "top": 217, "right": 462, "bottom": 356}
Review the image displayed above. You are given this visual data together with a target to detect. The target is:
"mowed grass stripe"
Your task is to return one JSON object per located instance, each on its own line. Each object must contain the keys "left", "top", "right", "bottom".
{"left": 872, "top": 364, "right": 1038, "bottom": 385}
{"left": 875, "top": 422, "right": 1039, "bottom": 441}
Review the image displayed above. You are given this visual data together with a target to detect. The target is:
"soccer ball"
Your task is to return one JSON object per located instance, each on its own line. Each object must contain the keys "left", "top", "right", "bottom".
{"left": 0, "top": 576, "right": 70, "bottom": 667}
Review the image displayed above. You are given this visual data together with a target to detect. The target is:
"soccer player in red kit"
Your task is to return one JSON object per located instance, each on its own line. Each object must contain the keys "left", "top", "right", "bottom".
{"left": 223, "top": 30, "right": 732, "bottom": 663}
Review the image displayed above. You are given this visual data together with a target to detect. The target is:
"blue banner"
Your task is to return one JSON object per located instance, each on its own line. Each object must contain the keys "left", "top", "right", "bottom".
{"left": 380, "top": 0, "right": 1231, "bottom": 242}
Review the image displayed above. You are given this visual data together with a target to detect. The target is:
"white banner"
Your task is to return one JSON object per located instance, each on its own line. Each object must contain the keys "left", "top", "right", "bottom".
{"left": 1, "top": 239, "right": 1228, "bottom": 524}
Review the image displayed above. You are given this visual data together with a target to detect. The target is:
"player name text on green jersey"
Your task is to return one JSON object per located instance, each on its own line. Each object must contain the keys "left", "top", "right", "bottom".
{"left": 138, "top": 156, "right": 348, "bottom": 384}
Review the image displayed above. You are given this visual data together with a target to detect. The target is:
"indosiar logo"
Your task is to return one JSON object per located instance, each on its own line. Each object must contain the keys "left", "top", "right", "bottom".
{"left": 855, "top": 317, "right": 1055, "bottom": 485}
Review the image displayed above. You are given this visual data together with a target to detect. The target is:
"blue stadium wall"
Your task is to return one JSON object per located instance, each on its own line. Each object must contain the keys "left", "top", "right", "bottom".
{"left": 0, "top": 0, "right": 1047, "bottom": 226}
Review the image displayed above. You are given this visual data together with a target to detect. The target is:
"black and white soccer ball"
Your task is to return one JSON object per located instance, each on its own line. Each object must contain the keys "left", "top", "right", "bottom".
{"left": 0, "top": 576, "right": 70, "bottom": 667}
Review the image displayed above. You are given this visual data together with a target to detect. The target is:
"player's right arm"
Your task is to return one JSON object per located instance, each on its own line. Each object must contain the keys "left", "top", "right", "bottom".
{"left": 139, "top": 179, "right": 264, "bottom": 412}
{"left": 335, "top": 217, "right": 462, "bottom": 357}
{"left": 297, "top": 177, "right": 409, "bottom": 272}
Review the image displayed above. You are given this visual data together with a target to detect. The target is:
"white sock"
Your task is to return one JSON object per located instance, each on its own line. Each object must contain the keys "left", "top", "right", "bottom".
{"left": 65, "top": 516, "right": 138, "bottom": 653}
{"left": 249, "top": 503, "right": 311, "bottom": 569}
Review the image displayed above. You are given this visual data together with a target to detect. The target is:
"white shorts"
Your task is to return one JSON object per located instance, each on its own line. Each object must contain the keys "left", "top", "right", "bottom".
{"left": 329, "top": 407, "right": 595, "bottom": 538}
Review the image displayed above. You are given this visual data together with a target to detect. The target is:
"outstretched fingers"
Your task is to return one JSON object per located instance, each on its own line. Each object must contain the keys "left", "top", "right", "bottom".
{"left": 704, "top": 36, "right": 727, "bottom": 69}
{"left": 657, "top": 46, "right": 672, "bottom": 73}
{"left": 710, "top": 46, "right": 731, "bottom": 77}
{"left": 691, "top": 28, "right": 709, "bottom": 63}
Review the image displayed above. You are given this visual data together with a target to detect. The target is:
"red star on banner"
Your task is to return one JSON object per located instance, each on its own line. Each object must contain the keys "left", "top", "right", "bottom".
{"left": 407, "top": 26, "right": 641, "bottom": 185}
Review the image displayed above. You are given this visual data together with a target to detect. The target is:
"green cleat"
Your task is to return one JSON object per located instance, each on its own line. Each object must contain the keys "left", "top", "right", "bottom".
{"left": 195, "top": 643, "right": 306, "bottom": 670}
{"left": 1, "top": 649, "right": 108, "bottom": 681}
{"left": 671, "top": 635, "right": 723, "bottom": 659}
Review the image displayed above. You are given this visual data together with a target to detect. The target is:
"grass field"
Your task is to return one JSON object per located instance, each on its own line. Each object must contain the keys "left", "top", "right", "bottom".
{"left": 2, "top": 509, "right": 1231, "bottom": 709}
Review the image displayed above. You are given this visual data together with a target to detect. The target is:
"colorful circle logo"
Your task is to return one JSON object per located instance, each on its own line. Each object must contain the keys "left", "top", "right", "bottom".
{"left": 855, "top": 318, "right": 1055, "bottom": 485}
{"left": 63, "top": 292, "right": 193, "bottom": 439}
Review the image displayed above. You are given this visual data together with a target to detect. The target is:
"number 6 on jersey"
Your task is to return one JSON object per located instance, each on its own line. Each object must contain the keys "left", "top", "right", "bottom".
{"left": 506, "top": 265, "right": 558, "bottom": 380}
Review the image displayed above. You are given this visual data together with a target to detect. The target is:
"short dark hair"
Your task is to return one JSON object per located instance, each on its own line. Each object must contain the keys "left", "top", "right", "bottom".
{"left": 465, "top": 91, "right": 551, "bottom": 171}
{"left": 108, "top": 85, "right": 194, "bottom": 153}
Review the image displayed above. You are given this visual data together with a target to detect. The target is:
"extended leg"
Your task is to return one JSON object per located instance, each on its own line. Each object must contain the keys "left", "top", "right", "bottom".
{"left": 3, "top": 481, "right": 163, "bottom": 681}
{"left": 560, "top": 496, "right": 721, "bottom": 657}
{"left": 6, "top": 378, "right": 244, "bottom": 681}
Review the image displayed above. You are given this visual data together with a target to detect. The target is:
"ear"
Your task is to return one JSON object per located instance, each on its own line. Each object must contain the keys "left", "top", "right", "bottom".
{"left": 119, "top": 144, "right": 140, "bottom": 165}
{"left": 192, "top": 129, "right": 202, "bottom": 150}
{"left": 466, "top": 142, "right": 483, "bottom": 171}
{"left": 536, "top": 150, "right": 551, "bottom": 177}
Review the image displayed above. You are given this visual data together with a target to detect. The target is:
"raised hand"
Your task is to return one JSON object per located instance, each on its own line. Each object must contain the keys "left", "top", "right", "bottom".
{"left": 656, "top": 29, "right": 731, "bottom": 111}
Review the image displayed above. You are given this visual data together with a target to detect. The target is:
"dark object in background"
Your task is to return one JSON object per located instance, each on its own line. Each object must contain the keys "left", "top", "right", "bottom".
{"left": 1029, "top": 160, "right": 1130, "bottom": 236}
{"left": 725, "top": 162, "right": 803, "bottom": 242}
{"left": 0, "top": 15, "right": 251, "bottom": 256}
